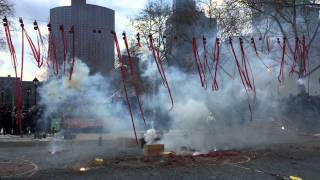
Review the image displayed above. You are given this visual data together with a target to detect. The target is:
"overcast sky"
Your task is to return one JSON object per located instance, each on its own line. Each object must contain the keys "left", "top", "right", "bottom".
{"left": 0, "top": 0, "right": 147, "bottom": 80}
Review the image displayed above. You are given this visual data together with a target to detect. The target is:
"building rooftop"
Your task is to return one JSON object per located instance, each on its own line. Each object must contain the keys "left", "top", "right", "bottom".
{"left": 72, "top": 0, "right": 86, "bottom": 6}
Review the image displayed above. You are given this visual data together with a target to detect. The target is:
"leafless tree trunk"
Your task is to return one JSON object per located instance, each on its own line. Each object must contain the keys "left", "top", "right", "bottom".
{"left": 131, "top": 0, "right": 171, "bottom": 61}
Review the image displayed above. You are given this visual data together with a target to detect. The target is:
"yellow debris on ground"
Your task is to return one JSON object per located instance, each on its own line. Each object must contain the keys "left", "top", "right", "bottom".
{"left": 94, "top": 158, "right": 104, "bottom": 166}
{"left": 161, "top": 152, "right": 176, "bottom": 158}
{"left": 79, "top": 167, "right": 87, "bottom": 172}
{"left": 290, "top": 176, "right": 303, "bottom": 180}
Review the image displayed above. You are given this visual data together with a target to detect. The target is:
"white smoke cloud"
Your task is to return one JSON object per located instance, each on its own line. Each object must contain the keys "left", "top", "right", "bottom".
{"left": 39, "top": 60, "right": 136, "bottom": 133}
{"left": 140, "top": 37, "right": 299, "bottom": 153}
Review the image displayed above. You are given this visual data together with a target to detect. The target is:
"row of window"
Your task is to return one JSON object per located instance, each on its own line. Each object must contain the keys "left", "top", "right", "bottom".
{"left": 0, "top": 89, "right": 32, "bottom": 105}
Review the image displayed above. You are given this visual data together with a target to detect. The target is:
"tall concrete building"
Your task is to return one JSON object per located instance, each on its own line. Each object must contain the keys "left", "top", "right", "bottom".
{"left": 50, "top": 0, "right": 115, "bottom": 76}
{"left": 166, "top": 0, "right": 217, "bottom": 72}
{"left": 173, "top": 0, "right": 196, "bottom": 11}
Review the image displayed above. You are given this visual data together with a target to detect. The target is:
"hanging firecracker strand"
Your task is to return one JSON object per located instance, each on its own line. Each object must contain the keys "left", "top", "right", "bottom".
{"left": 149, "top": 34, "right": 174, "bottom": 110}
{"left": 301, "top": 36, "right": 308, "bottom": 76}
{"left": 111, "top": 30, "right": 138, "bottom": 144}
{"left": 59, "top": 25, "right": 67, "bottom": 74}
{"left": 68, "top": 26, "right": 76, "bottom": 81}
{"left": 47, "top": 23, "right": 59, "bottom": 75}
{"left": 212, "top": 38, "right": 220, "bottom": 91}
{"left": 278, "top": 37, "right": 287, "bottom": 84}
{"left": 123, "top": 32, "right": 147, "bottom": 126}
{"left": 202, "top": 36, "right": 215, "bottom": 90}
{"left": 290, "top": 37, "right": 300, "bottom": 76}
{"left": 192, "top": 37, "right": 207, "bottom": 88}
{"left": 33, "top": 21, "right": 45, "bottom": 68}
{"left": 239, "top": 38, "right": 254, "bottom": 90}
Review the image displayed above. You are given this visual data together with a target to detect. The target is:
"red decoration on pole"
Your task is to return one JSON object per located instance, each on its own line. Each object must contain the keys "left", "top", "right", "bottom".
{"left": 111, "top": 31, "right": 138, "bottom": 144}
{"left": 2, "top": 18, "right": 20, "bottom": 128}
{"left": 202, "top": 36, "right": 215, "bottom": 90}
{"left": 47, "top": 23, "right": 59, "bottom": 75}
{"left": 213, "top": 38, "right": 220, "bottom": 91}
{"left": 265, "top": 35, "right": 270, "bottom": 53}
{"left": 69, "top": 26, "right": 76, "bottom": 81}
{"left": 192, "top": 37, "right": 207, "bottom": 88}
{"left": 230, "top": 38, "right": 252, "bottom": 90}
{"left": 33, "top": 20, "right": 45, "bottom": 68}
{"left": 301, "top": 36, "right": 308, "bottom": 76}
{"left": 59, "top": 25, "right": 67, "bottom": 74}
{"left": 251, "top": 37, "right": 259, "bottom": 56}
{"left": 149, "top": 34, "right": 174, "bottom": 110}
{"left": 278, "top": 37, "right": 287, "bottom": 84}
{"left": 3, "top": 17, "right": 23, "bottom": 133}
{"left": 229, "top": 37, "right": 254, "bottom": 121}
{"left": 290, "top": 37, "right": 300, "bottom": 76}
{"left": 122, "top": 32, "right": 147, "bottom": 126}
{"left": 23, "top": 21, "right": 41, "bottom": 67}
{"left": 239, "top": 38, "right": 254, "bottom": 91}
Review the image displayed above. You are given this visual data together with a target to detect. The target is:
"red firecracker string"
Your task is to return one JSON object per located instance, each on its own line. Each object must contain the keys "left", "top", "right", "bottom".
{"left": 68, "top": 26, "right": 76, "bottom": 81}
{"left": 22, "top": 20, "right": 41, "bottom": 67}
{"left": 202, "top": 36, "right": 215, "bottom": 90}
{"left": 266, "top": 35, "right": 270, "bottom": 53}
{"left": 230, "top": 37, "right": 254, "bottom": 121}
{"left": 111, "top": 31, "right": 138, "bottom": 144}
{"left": 33, "top": 21, "right": 45, "bottom": 68}
{"left": 301, "top": 36, "right": 308, "bottom": 76}
{"left": 47, "top": 24, "right": 51, "bottom": 67}
{"left": 251, "top": 37, "right": 259, "bottom": 57}
{"left": 192, "top": 37, "right": 207, "bottom": 88}
{"left": 213, "top": 38, "right": 220, "bottom": 91}
{"left": 47, "top": 24, "right": 59, "bottom": 75}
{"left": 278, "top": 37, "right": 287, "bottom": 84}
{"left": 47, "top": 23, "right": 59, "bottom": 75}
{"left": 123, "top": 32, "right": 146, "bottom": 126}
{"left": 229, "top": 38, "right": 250, "bottom": 90}
{"left": 149, "top": 34, "right": 174, "bottom": 110}
{"left": 17, "top": 18, "right": 26, "bottom": 133}
{"left": 60, "top": 25, "right": 67, "bottom": 74}
{"left": 3, "top": 18, "right": 20, "bottom": 123}
{"left": 239, "top": 38, "right": 254, "bottom": 90}
{"left": 290, "top": 37, "right": 300, "bottom": 76}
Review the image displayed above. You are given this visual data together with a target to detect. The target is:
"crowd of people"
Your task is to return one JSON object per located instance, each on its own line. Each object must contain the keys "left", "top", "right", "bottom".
{"left": 0, "top": 105, "right": 41, "bottom": 135}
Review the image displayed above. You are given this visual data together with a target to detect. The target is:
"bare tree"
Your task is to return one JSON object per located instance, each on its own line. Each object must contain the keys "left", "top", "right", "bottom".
{"left": 0, "top": 0, "right": 14, "bottom": 48}
{"left": 131, "top": 0, "right": 171, "bottom": 60}
{"left": 197, "top": 0, "right": 220, "bottom": 25}
{"left": 203, "top": 0, "right": 320, "bottom": 77}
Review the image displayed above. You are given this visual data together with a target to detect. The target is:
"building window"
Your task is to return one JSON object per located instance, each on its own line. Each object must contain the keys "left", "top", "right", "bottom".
{"left": 26, "top": 88, "right": 31, "bottom": 109}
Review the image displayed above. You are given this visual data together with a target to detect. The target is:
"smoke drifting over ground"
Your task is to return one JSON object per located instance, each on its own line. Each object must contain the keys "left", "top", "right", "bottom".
{"left": 39, "top": 60, "right": 135, "bottom": 133}
{"left": 38, "top": 37, "right": 317, "bottom": 153}
{"left": 142, "top": 37, "right": 308, "bottom": 152}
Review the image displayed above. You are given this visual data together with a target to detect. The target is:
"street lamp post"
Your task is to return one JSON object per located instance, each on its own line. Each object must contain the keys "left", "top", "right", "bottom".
{"left": 32, "top": 78, "right": 39, "bottom": 106}
{"left": 26, "top": 88, "right": 31, "bottom": 109}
